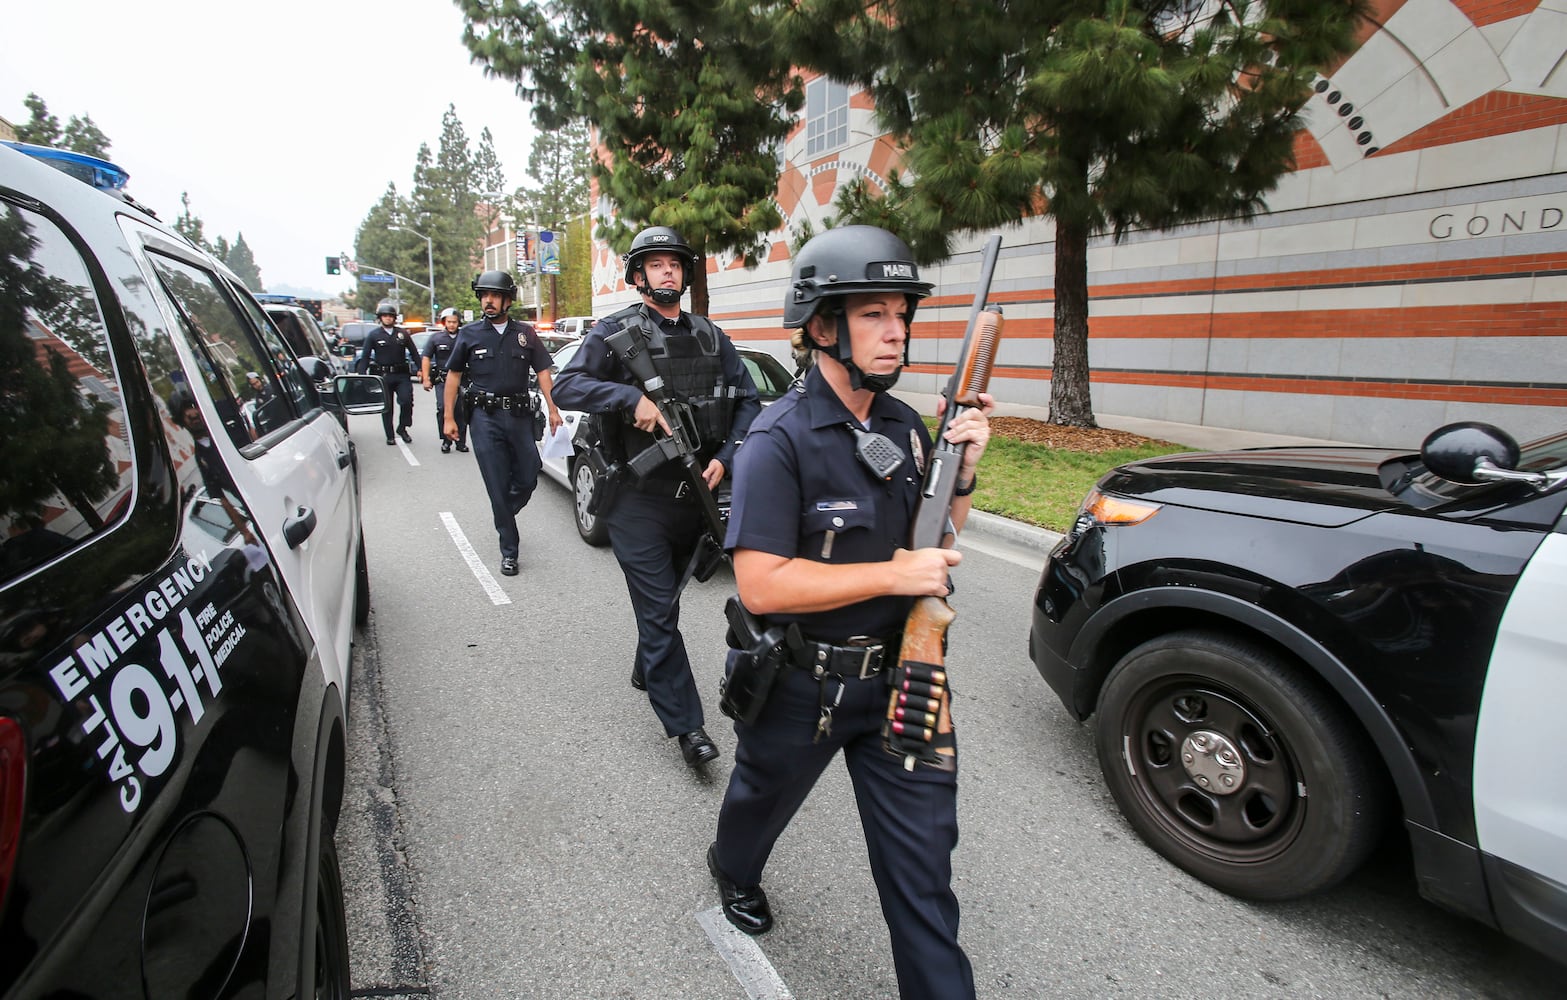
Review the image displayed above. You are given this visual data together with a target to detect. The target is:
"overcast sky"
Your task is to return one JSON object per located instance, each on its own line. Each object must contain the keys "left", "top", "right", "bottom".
{"left": 4, "top": 0, "right": 540, "bottom": 297}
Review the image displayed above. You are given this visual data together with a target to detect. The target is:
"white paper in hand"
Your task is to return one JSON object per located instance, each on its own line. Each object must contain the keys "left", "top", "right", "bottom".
{"left": 541, "top": 421, "right": 575, "bottom": 460}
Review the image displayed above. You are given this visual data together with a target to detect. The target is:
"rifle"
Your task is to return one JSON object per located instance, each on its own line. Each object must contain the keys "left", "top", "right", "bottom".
{"left": 603, "top": 325, "right": 729, "bottom": 584}
{"left": 883, "top": 236, "right": 1005, "bottom": 771}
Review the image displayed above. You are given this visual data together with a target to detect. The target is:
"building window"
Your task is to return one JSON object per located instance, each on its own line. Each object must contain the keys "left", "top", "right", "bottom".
{"left": 805, "top": 78, "right": 849, "bottom": 157}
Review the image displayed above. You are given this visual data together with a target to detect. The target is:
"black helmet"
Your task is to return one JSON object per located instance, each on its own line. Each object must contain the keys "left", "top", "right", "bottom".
{"left": 785, "top": 226, "right": 932, "bottom": 394}
{"left": 472, "top": 270, "right": 518, "bottom": 296}
{"left": 375, "top": 299, "right": 397, "bottom": 317}
{"left": 782, "top": 225, "right": 932, "bottom": 328}
{"left": 438, "top": 307, "right": 460, "bottom": 321}
{"left": 622, "top": 226, "right": 699, "bottom": 303}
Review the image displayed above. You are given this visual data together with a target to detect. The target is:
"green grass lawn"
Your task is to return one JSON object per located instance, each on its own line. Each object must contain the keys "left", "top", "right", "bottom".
{"left": 924, "top": 419, "right": 1189, "bottom": 533}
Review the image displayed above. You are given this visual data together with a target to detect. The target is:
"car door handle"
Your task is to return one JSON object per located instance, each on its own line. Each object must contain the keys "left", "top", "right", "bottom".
{"left": 283, "top": 506, "right": 317, "bottom": 549}
{"left": 337, "top": 451, "right": 351, "bottom": 469}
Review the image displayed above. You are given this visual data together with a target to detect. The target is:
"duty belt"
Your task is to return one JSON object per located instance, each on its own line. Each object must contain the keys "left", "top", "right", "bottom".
{"left": 466, "top": 390, "right": 534, "bottom": 412}
{"left": 370, "top": 363, "right": 411, "bottom": 375}
{"left": 630, "top": 477, "right": 694, "bottom": 500}
{"left": 791, "top": 635, "right": 899, "bottom": 680}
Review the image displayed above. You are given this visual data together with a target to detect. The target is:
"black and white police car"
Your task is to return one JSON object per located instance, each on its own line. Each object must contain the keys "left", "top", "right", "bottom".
{"left": 0, "top": 141, "right": 386, "bottom": 996}
{"left": 1029, "top": 419, "right": 1567, "bottom": 960}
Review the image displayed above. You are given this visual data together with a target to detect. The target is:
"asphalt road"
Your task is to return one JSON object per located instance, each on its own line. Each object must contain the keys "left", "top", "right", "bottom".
{"left": 335, "top": 409, "right": 1563, "bottom": 1000}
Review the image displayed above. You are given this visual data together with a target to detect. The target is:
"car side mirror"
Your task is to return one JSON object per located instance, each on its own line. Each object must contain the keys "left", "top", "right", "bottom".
{"left": 334, "top": 374, "right": 389, "bottom": 414}
{"left": 1421, "top": 422, "right": 1520, "bottom": 484}
{"left": 297, "top": 355, "right": 333, "bottom": 381}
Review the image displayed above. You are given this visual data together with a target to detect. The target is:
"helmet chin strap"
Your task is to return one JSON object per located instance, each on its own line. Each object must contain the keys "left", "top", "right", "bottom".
{"left": 833, "top": 312, "right": 901, "bottom": 394}
{"left": 634, "top": 268, "right": 684, "bottom": 306}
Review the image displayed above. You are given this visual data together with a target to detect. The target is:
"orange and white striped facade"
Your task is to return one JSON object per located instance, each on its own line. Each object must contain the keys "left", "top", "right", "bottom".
{"left": 590, "top": 0, "right": 1567, "bottom": 444}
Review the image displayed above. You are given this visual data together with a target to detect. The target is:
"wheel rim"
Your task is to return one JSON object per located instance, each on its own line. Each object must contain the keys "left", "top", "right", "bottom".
{"left": 572, "top": 463, "right": 598, "bottom": 535}
{"left": 1117, "top": 675, "right": 1306, "bottom": 864}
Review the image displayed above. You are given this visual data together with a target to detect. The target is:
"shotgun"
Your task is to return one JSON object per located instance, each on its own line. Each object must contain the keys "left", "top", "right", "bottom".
{"left": 884, "top": 236, "right": 1005, "bottom": 770}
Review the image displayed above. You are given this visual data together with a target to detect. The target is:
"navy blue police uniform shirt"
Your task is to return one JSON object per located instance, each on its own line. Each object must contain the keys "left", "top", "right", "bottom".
{"left": 422, "top": 329, "right": 459, "bottom": 374}
{"left": 552, "top": 307, "right": 761, "bottom": 474}
{"left": 445, "top": 318, "right": 551, "bottom": 395}
{"left": 354, "top": 326, "right": 420, "bottom": 374}
{"left": 725, "top": 364, "right": 933, "bottom": 644}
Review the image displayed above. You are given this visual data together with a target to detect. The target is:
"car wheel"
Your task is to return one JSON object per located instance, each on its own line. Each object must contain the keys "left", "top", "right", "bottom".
{"left": 312, "top": 832, "right": 350, "bottom": 999}
{"left": 1094, "top": 630, "right": 1385, "bottom": 900}
{"left": 571, "top": 459, "right": 610, "bottom": 547}
{"left": 353, "top": 533, "right": 370, "bottom": 628}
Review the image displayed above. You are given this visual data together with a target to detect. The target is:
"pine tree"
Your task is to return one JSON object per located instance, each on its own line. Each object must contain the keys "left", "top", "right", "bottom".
{"left": 473, "top": 127, "right": 508, "bottom": 251}
{"left": 352, "top": 184, "right": 416, "bottom": 316}
{"left": 782, "top": 0, "right": 1365, "bottom": 426}
{"left": 15, "top": 93, "right": 61, "bottom": 147}
{"left": 406, "top": 107, "right": 486, "bottom": 320}
{"left": 514, "top": 121, "right": 592, "bottom": 321}
{"left": 173, "top": 192, "right": 210, "bottom": 252}
{"left": 226, "top": 233, "right": 264, "bottom": 292}
{"left": 62, "top": 114, "right": 112, "bottom": 158}
{"left": 459, "top": 0, "right": 803, "bottom": 313}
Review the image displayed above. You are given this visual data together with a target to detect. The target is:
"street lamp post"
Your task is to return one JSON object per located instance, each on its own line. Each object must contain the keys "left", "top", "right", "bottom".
{"left": 391, "top": 225, "right": 436, "bottom": 321}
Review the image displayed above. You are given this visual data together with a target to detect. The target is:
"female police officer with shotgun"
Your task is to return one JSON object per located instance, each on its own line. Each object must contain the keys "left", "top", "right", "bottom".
{"left": 709, "top": 226, "right": 998, "bottom": 1000}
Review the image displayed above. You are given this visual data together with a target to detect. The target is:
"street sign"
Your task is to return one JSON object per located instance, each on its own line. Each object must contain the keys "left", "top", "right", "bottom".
{"left": 360, "top": 274, "right": 395, "bottom": 283}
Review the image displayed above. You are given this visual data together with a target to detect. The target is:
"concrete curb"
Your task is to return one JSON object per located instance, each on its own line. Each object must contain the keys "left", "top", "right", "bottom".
{"left": 965, "top": 509, "right": 1062, "bottom": 553}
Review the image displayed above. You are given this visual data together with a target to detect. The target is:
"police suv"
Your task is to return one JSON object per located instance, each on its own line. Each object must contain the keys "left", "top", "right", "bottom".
{"left": 0, "top": 142, "right": 386, "bottom": 996}
{"left": 1030, "top": 419, "right": 1567, "bottom": 960}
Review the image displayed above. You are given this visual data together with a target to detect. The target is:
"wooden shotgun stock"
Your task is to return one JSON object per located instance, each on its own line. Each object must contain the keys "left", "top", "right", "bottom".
{"left": 884, "top": 238, "right": 1005, "bottom": 770}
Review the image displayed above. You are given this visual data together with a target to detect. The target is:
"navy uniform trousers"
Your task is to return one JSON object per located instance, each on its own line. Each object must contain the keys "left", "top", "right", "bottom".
{"left": 606, "top": 489, "right": 706, "bottom": 737}
{"left": 714, "top": 664, "right": 974, "bottom": 1000}
{"left": 433, "top": 376, "right": 467, "bottom": 447}
{"left": 468, "top": 405, "right": 540, "bottom": 560}
{"left": 381, "top": 372, "right": 414, "bottom": 439}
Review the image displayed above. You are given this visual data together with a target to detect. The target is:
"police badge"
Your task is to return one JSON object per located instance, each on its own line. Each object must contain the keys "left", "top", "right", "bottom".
{"left": 517, "top": 330, "right": 527, "bottom": 348}
{"left": 910, "top": 428, "right": 926, "bottom": 476}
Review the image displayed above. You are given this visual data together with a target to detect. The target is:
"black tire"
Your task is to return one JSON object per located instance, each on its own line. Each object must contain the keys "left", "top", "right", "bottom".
{"left": 1094, "top": 630, "right": 1385, "bottom": 900}
{"left": 571, "top": 459, "right": 610, "bottom": 547}
{"left": 312, "top": 832, "right": 351, "bottom": 1000}
{"left": 353, "top": 533, "right": 370, "bottom": 629}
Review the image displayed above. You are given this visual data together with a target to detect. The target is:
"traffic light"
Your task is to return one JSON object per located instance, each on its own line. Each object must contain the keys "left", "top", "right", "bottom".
{"left": 325, "top": 255, "right": 341, "bottom": 275}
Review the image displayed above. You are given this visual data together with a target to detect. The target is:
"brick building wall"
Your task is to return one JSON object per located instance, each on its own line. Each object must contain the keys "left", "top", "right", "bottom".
{"left": 590, "top": 0, "right": 1567, "bottom": 444}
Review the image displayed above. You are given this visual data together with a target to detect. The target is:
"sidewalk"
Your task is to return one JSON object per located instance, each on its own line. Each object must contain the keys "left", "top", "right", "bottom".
{"left": 890, "top": 390, "right": 1359, "bottom": 554}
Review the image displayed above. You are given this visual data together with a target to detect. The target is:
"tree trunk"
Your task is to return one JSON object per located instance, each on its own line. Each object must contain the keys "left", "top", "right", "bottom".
{"left": 1050, "top": 215, "right": 1097, "bottom": 428}
{"left": 690, "top": 257, "right": 710, "bottom": 317}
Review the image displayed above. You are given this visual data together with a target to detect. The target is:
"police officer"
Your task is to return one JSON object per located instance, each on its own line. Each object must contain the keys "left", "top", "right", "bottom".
{"left": 441, "top": 270, "right": 561, "bottom": 576}
{"left": 355, "top": 300, "right": 420, "bottom": 445}
{"left": 421, "top": 306, "right": 468, "bottom": 453}
{"left": 553, "top": 226, "right": 761, "bottom": 768}
{"left": 708, "top": 226, "right": 994, "bottom": 1000}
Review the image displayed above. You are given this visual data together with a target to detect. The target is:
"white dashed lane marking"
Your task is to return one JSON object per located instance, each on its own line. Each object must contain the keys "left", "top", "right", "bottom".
{"left": 696, "top": 907, "right": 793, "bottom": 1000}
{"left": 439, "top": 512, "right": 510, "bottom": 606}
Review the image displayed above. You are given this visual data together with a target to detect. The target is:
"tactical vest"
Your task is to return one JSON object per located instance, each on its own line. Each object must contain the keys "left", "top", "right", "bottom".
{"left": 607, "top": 305, "right": 739, "bottom": 467}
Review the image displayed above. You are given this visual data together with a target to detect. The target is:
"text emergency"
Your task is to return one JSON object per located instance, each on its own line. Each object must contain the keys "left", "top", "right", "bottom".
{"left": 45, "top": 550, "right": 251, "bottom": 812}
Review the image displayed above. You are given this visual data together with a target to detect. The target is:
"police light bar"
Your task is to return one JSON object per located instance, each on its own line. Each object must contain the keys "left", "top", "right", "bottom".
{"left": 2, "top": 141, "right": 131, "bottom": 192}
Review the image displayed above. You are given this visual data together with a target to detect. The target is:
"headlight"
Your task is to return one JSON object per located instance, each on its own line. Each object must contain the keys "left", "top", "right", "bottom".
{"left": 1075, "top": 488, "right": 1161, "bottom": 532}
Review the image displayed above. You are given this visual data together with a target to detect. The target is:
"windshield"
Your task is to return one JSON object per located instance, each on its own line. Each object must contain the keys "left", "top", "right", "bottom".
{"left": 1518, "top": 428, "right": 1567, "bottom": 472}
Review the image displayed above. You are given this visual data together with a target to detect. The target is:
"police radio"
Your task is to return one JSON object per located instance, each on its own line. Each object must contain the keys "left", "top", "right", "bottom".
{"left": 844, "top": 422, "right": 905, "bottom": 481}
